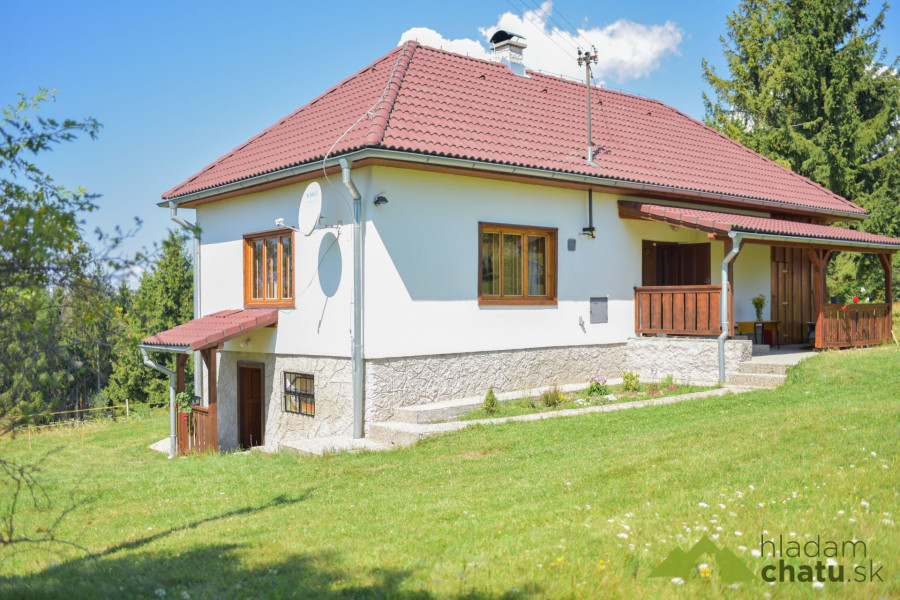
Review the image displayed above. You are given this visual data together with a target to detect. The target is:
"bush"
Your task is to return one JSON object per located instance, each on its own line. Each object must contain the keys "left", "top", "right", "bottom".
{"left": 587, "top": 375, "right": 609, "bottom": 396}
{"left": 540, "top": 387, "right": 564, "bottom": 408}
{"left": 622, "top": 371, "right": 641, "bottom": 392}
{"left": 483, "top": 387, "right": 499, "bottom": 415}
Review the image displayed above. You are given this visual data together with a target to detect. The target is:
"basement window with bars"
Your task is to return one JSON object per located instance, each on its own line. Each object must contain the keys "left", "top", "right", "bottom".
{"left": 284, "top": 372, "right": 315, "bottom": 417}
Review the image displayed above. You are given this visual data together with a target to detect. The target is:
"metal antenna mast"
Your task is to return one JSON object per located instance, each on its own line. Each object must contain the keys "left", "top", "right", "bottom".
{"left": 577, "top": 46, "right": 598, "bottom": 165}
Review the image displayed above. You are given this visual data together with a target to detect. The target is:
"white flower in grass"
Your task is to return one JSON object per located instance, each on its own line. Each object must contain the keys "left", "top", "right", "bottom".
{"left": 719, "top": 503, "right": 726, "bottom": 509}
{"left": 738, "top": 545, "right": 747, "bottom": 552}
{"left": 671, "top": 578, "right": 684, "bottom": 585}
{"left": 698, "top": 502, "right": 709, "bottom": 508}
{"left": 711, "top": 534, "right": 719, "bottom": 540}
{"left": 812, "top": 581, "right": 824, "bottom": 589}
{"left": 826, "top": 558, "right": 838, "bottom": 567}
{"left": 758, "top": 503, "right": 765, "bottom": 507}
{"left": 861, "top": 499, "right": 870, "bottom": 509}
{"left": 716, "top": 526, "right": 723, "bottom": 531}
{"left": 749, "top": 484, "right": 755, "bottom": 490}
{"left": 154, "top": 591, "right": 166, "bottom": 598}
{"left": 735, "top": 531, "right": 743, "bottom": 536}
{"left": 751, "top": 549, "right": 762, "bottom": 557}
{"left": 849, "top": 518, "right": 857, "bottom": 524}
{"left": 729, "top": 584, "right": 740, "bottom": 590}
{"left": 625, "top": 512, "right": 633, "bottom": 518}
{"left": 622, "top": 524, "right": 631, "bottom": 531}
{"left": 837, "top": 510, "right": 845, "bottom": 515}
{"left": 617, "top": 533, "right": 629, "bottom": 539}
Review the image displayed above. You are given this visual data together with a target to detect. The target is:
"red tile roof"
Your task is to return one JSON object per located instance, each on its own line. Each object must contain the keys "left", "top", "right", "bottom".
{"left": 141, "top": 309, "right": 278, "bottom": 351}
{"left": 618, "top": 201, "right": 900, "bottom": 248}
{"left": 163, "top": 41, "right": 865, "bottom": 217}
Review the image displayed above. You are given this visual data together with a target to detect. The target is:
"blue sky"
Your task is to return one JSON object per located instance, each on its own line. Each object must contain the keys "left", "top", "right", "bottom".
{"left": 5, "top": 0, "right": 898, "bottom": 272}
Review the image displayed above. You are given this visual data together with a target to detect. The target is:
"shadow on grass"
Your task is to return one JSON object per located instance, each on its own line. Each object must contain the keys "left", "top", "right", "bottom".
{"left": 0, "top": 543, "right": 541, "bottom": 599}
{"left": 96, "top": 492, "right": 308, "bottom": 558}
{"left": 1, "top": 493, "right": 541, "bottom": 599}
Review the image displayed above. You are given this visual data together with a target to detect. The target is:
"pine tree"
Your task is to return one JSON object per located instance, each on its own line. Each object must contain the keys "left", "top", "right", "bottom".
{"left": 703, "top": 0, "right": 900, "bottom": 299}
{"left": 106, "top": 230, "right": 193, "bottom": 405}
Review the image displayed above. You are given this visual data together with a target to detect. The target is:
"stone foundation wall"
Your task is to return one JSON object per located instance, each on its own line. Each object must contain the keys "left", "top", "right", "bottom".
{"left": 623, "top": 337, "right": 752, "bottom": 385}
{"left": 213, "top": 338, "right": 751, "bottom": 445}
{"left": 365, "top": 344, "right": 626, "bottom": 423}
{"left": 217, "top": 351, "right": 352, "bottom": 451}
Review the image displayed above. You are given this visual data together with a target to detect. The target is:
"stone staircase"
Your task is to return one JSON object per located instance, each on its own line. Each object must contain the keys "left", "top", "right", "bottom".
{"left": 725, "top": 358, "right": 789, "bottom": 389}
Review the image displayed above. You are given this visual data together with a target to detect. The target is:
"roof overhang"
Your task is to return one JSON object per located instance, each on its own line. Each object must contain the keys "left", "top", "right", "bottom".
{"left": 160, "top": 148, "right": 866, "bottom": 222}
{"left": 618, "top": 201, "right": 900, "bottom": 253}
{"left": 140, "top": 309, "right": 279, "bottom": 353}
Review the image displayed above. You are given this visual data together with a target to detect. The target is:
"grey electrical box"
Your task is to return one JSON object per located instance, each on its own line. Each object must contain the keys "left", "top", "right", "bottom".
{"left": 567, "top": 238, "right": 576, "bottom": 251}
{"left": 590, "top": 297, "right": 608, "bottom": 324}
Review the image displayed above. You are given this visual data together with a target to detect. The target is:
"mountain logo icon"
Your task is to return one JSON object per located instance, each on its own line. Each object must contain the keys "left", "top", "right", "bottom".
{"left": 650, "top": 536, "right": 755, "bottom": 583}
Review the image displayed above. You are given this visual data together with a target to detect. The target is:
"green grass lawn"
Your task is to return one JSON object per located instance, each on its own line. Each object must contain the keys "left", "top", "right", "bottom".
{"left": 460, "top": 381, "right": 715, "bottom": 421}
{"left": 0, "top": 346, "right": 898, "bottom": 599}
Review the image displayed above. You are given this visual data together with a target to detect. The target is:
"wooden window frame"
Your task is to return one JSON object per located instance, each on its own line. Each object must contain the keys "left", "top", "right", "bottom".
{"left": 478, "top": 222, "right": 558, "bottom": 306}
{"left": 283, "top": 372, "right": 315, "bottom": 417}
{"left": 243, "top": 228, "right": 295, "bottom": 308}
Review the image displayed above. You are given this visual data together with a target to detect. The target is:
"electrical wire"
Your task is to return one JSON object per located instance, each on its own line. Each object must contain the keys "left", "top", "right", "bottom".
{"left": 520, "top": 0, "right": 589, "bottom": 56}
{"left": 538, "top": 0, "right": 597, "bottom": 52}
{"left": 320, "top": 45, "right": 411, "bottom": 216}
{"left": 504, "top": 0, "right": 579, "bottom": 61}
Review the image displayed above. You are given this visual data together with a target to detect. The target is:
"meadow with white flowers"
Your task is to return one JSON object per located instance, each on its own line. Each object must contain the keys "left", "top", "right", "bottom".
{"left": 0, "top": 345, "right": 897, "bottom": 598}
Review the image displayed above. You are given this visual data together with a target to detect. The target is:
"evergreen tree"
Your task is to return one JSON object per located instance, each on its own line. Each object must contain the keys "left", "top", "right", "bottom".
{"left": 702, "top": 0, "right": 900, "bottom": 299}
{"left": 106, "top": 230, "right": 193, "bottom": 405}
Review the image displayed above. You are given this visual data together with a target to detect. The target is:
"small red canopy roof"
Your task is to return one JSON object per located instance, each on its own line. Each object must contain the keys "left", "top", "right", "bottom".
{"left": 618, "top": 201, "right": 900, "bottom": 249}
{"left": 141, "top": 309, "right": 278, "bottom": 351}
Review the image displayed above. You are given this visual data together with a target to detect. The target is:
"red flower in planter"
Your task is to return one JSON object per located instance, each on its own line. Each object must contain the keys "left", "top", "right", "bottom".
{"left": 841, "top": 305, "right": 848, "bottom": 311}
{"left": 852, "top": 296, "right": 860, "bottom": 303}
{"left": 181, "top": 413, "right": 188, "bottom": 422}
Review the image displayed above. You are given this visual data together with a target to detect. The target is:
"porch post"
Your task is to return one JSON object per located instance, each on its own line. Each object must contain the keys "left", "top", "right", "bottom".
{"left": 807, "top": 249, "right": 831, "bottom": 348}
{"left": 175, "top": 354, "right": 188, "bottom": 395}
{"left": 879, "top": 253, "right": 893, "bottom": 305}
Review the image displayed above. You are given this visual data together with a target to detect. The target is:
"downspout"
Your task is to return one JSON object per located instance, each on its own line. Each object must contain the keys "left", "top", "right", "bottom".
{"left": 140, "top": 346, "right": 177, "bottom": 459}
{"left": 718, "top": 232, "right": 743, "bottom": 384}
{"left": 169, "top": 201, "right": 202, "bottom": 402}
{"left": 340, "top": 158, "right": 365, "bottom": 439}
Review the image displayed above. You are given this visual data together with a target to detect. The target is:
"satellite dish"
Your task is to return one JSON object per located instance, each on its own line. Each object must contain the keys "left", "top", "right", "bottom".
{"left": 298, "top": 182, "right": 323, "bottom": 236}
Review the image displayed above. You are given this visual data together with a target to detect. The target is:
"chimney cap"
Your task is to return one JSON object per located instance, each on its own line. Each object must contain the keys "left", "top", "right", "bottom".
{"left": 490, "top": 30, "right": 525, "bottom": 45}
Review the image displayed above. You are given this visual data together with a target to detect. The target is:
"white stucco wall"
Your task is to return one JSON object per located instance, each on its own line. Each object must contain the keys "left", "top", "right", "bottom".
{"left": 194, "top": 164, "right": 773, "bottom": 360}
{"left": 197, "top": 172, "right": 367, "bottom": 358}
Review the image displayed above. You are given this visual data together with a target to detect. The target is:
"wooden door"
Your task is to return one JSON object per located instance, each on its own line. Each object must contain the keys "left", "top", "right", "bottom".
{"left": 678, "top": 243, "right": 711, "bottom": 285}
{"left": 238, "top": 365, "right": 263, "bottom": 448}
{"left": 771, "top": 247, "right": 815, "bottom": 344}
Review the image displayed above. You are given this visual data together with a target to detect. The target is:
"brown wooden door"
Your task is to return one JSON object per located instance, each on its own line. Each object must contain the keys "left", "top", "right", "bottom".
{"left": 238, "top": 365, "right": 263, "bottom": 448}
{"left": 678, "top": 243, "right": 711, "bottom": 285}
{"left": 771, "top": 247, "right": 815, "bottom": 344}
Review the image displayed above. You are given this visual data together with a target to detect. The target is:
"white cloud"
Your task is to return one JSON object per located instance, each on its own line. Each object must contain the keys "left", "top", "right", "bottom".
{"left": 398, "top": 27, "right": 490, "bottom": 61}
{"left": 398, "top": 1, "right": 683, "bottom": 83}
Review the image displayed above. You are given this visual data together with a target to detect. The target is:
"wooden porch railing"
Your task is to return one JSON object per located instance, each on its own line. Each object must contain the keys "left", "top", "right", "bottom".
{"left": 815, "top": 303, "right": 892, "bottom": 349}
{"left": 635, "top": 285, "right": 733, "bottom": 336}
{"left": 177, "top": 404, "right": 218, "bottom": 454}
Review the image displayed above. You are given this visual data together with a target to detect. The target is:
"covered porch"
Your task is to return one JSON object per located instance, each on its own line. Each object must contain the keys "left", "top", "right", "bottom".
{"left": 139, "top": 309, "right": 278, "bottom": 457}
{"left": 620, "top": 201, "right": 899, "bottom": 350}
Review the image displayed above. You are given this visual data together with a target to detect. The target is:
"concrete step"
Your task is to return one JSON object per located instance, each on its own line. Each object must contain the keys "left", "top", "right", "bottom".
{"left": 737, "top": 361, "right": 789, "bottom": 375}
{"left": 278, "top": 435, "right": 388, "bottom": 456}
{"left": 751, "top": 343, "right": 771, "bottom": 355}
{"left": 367, "top": 421, "right": 450, "bottom": 447}
{"left": 725, "top": 372, "right": 786, "bottom": 389}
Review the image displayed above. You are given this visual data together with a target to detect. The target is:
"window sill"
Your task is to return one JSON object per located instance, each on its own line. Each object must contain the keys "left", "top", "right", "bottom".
{"left": 478, "top": 297, "right": 557, "bottom": 307}
{"left": 244, "top": 300, "right": 295, "bottom": 309}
